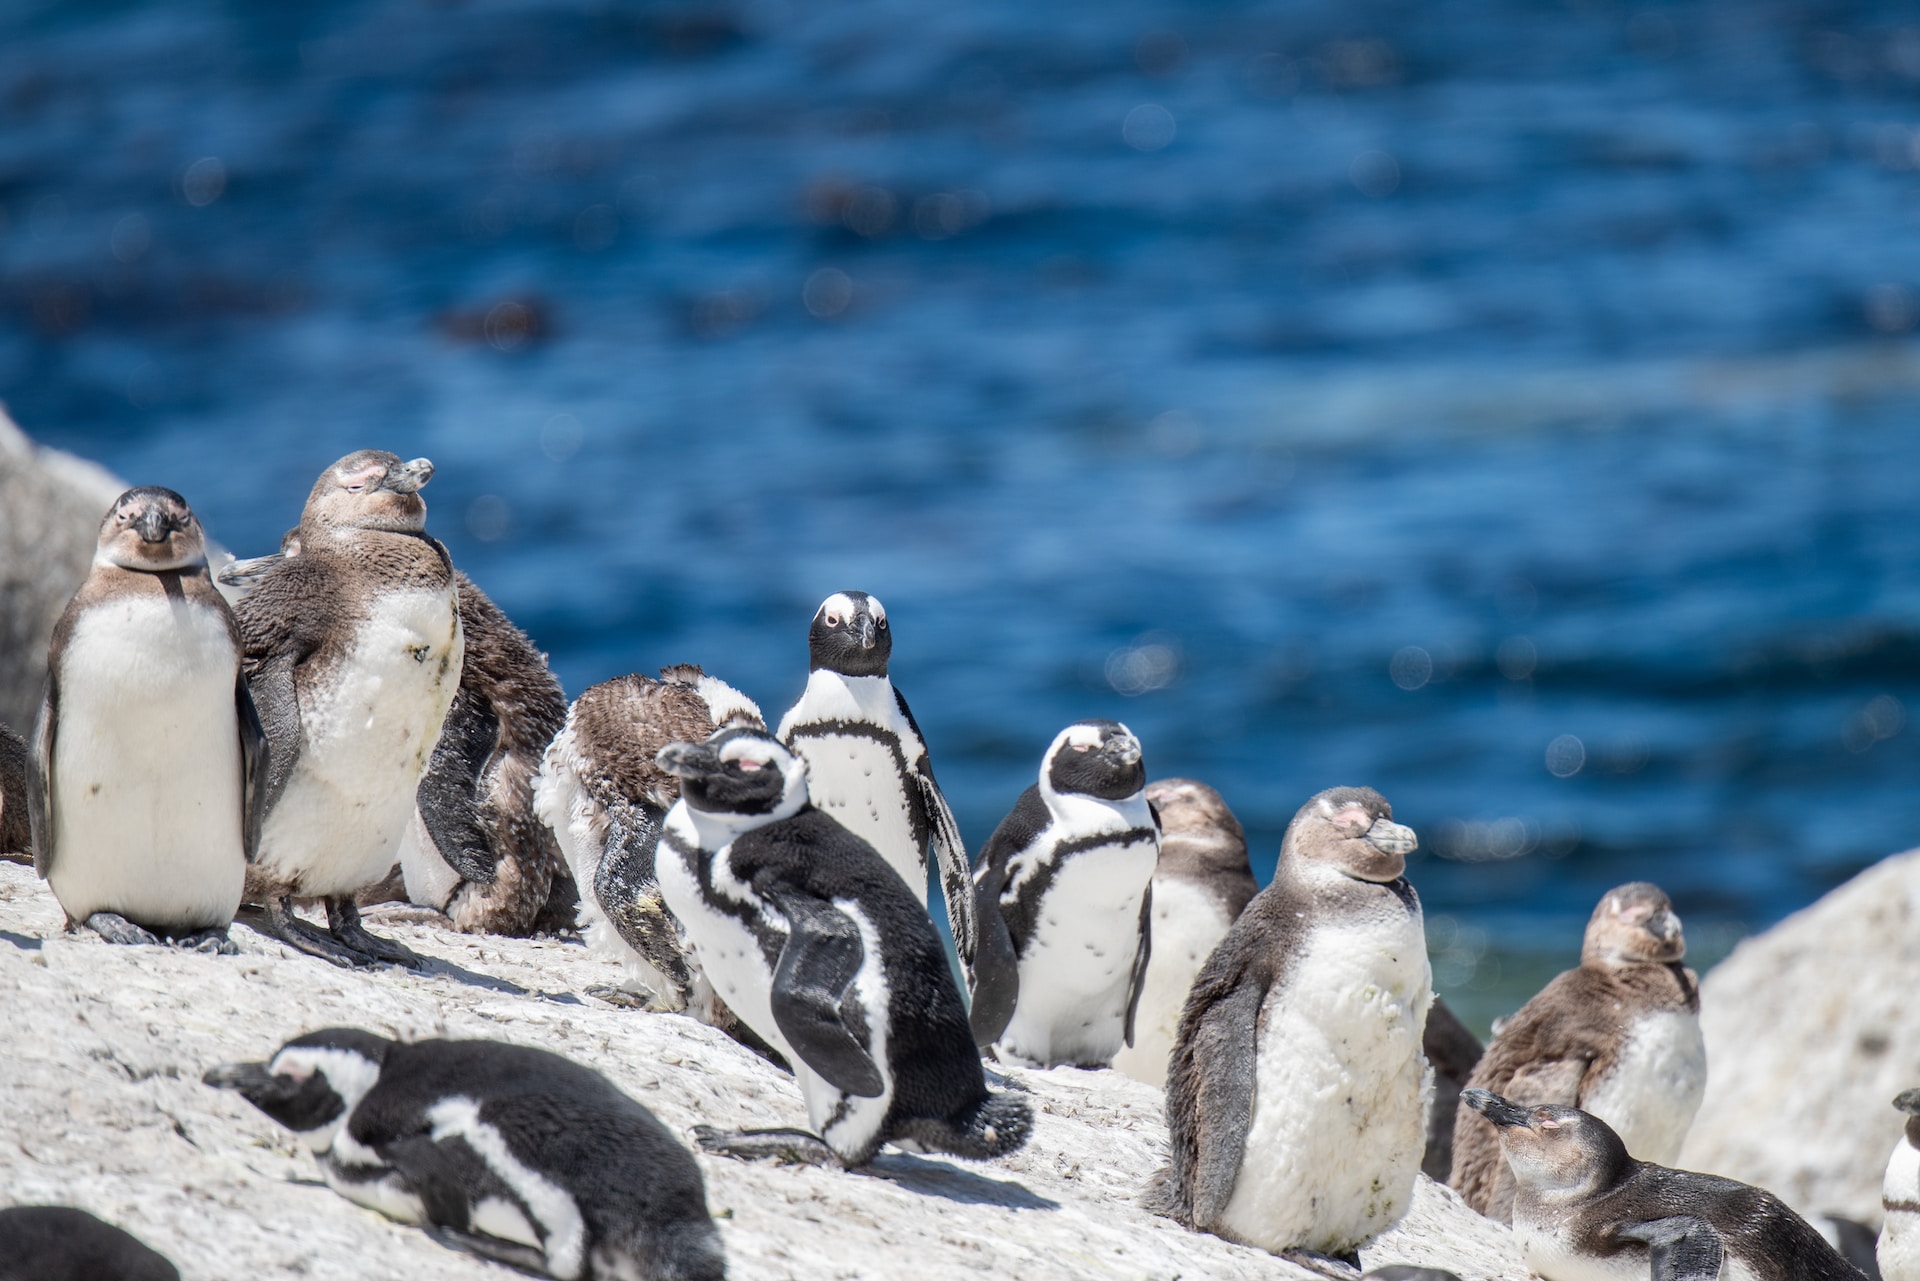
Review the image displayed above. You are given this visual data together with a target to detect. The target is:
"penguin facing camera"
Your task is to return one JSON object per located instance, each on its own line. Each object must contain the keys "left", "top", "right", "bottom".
{"left": 1464, "top": 1089, "right": 1867, "bottom": 1280}
{"left": 205, "top": 1027, "right": 726, "bottom": 1281}
{"left": 30, "top": 487, "right": 266, "bottom": 952}
{"left": 1148, "top": 786, "right": 1430, "bottom": 1267}
{"left": 777, "top": 591, "right": 974, "bottom": 977}
{"left": 1879, "top": 1088, "right": 1920, "bottom": 1280}
{"left": 970, "top": 719, "right": 1160, "bottom": 1067}
{"left": 0, "top": 1205, "right": 180, "bottom": 1281}
{"left": 654, "top": 726, "right": 1031, "bottom": 1168}
{"left": 1450, "top": 881, "right": 1703, "bottom": 1224}
{"left": 232, "top": 450, "right": 463, "bottom": 968}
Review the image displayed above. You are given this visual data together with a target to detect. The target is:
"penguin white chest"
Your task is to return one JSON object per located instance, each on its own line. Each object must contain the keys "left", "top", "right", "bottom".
{"left": 259, "top": 586, "right": 462, "bottom": 896}
{"left": 1578, "top": 1008, "right": 1705, "bottom": 1165}
{"left": 1219, "top": 910, "right": 1433, "bottom": 1255}
{"left": 996, "top": 831, "right": 1157, "bottom": 1068}
{"left": 49, "top": 594, "right": 245, "bottom": 929}
{"left": 655, "top": 821, "right": 787, "bottom": 1061}
{"left": 791, "top": 732, "right": 923, "bottom": 902}
{"left": 1518, "top": 1223, "right": 1761, "bottom": 1281}
{"left": 1112, "top": 876, "right": 1235, "bottom": 1087}
{"left": 1882, "top": 1137, "right": 1920, "bottom": 1281}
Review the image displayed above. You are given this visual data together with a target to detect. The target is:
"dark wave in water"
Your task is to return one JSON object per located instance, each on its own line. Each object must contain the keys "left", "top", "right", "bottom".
{"left": 6, "top": 0, "right": 1920, "bottom": 1026}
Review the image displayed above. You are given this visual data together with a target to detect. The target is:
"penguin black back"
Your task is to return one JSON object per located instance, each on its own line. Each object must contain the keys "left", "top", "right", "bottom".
{"left": 0, "top": 1206, "right": 180, "bottom": 1281}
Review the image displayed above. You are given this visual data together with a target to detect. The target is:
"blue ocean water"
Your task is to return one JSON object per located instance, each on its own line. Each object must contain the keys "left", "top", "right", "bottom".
{"left": 5, "top": 0, "right": 1920, "bottom": 1026}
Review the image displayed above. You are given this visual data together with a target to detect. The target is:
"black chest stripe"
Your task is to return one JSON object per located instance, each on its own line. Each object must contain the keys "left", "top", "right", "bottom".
{"left": 785, "top": 719, "right": 930, "bottom": 847}
{"left": 662, "top": 829, "right": 786, "bottom": 972}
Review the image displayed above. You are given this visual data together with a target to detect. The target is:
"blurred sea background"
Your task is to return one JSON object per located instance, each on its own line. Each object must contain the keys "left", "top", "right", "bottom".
{"left": 4, "top": 0, "right": 1919, "bottom": 1032}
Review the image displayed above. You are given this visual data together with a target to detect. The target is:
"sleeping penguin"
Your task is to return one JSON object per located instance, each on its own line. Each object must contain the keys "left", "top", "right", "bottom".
{"left": 204, "top": 1028, "right": 726, "bottom": 1281}
{"left": 653, "top": 725, "right": 1031, "bottom": 1168}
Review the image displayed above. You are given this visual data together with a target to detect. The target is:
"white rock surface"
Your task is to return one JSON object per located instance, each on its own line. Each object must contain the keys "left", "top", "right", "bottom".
{"left": 0, "top": 861, "right": 1524, "bottom": 1280}
{"left": 1680, "top": 847, "right": 1920, "bottom": 1227}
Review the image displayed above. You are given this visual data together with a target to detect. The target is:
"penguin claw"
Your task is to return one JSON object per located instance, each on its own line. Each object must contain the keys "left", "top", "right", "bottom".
{"left": 82, "top": 912, "right": 162, "bottom": 947}
{"left": 691, "top": 1125, "right": 839, "bottom": 1167}
{"left": 1280, "top": 1251, "right": 1363, "bottom": 1280}
{"left": 324, "top": 896, "right": 425, "bottom": 968}
{"left": 170, "top": 927, "right": 239, "bottom": 956}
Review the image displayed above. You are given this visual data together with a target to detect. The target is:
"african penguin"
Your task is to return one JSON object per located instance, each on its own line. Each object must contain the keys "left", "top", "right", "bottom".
{"left": 1421, "top": 995, "right": 1486, "bottom": 1183}
{"left": 1880, "top": 1088, "right": 1920, "bottom": 1280}
{"left": 533, "top": 664, "right": 763, "bottom": 1013}
{"left": 29, "top": 487, "right": 266, "bottom": 952}
{"left": 1464, "top": 1088, "right": 1867, "bottom": 1280}
{"left": 969, "top": 719, "right": 1160, "bottom": 1067}
{"left": 232, "top": 450, "right": 463, "bottom": 968}
{"left": 1148, "top": 786, "right": 1430, "bottom": 1265}
{"left": 776, "top": 591, "right": 974, "bottom": 977}
{"left": 1110, "top": 777, "right": 1256, "bottom": 1087}
{"left": 653, "top": 726, "right": 1031, "bottom": 1168}
{"left": 1450, "top": 881, "right": 1703, "bottom": 1224}
{"left": 0, "top": 1205, "right": 180, "bottom": 1281}
{"left": 205, "top": 1028, "right": 725, "bottom": 1281}
{"left": 1, "top": 721, "right": 30, "bottom": 862}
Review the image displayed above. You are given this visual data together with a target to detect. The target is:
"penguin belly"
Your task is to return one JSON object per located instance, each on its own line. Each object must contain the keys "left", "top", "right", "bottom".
{"left": 789, "top": 732, "right": 924, "bottom": 903}
{"left": 1112, "top": 876, "right": 1235, "bottom": 1087}
{"left": 1577, "top": 1008, "right": 1706, "bottom": 1165}
{"left": 811, "top": 899, "right": 897, "bottom": 1160}
{"left": 1219, "top": 913, "right": 1433, "bottom": 1255}
{"left": 48, "top": 596, "right": 245, "bottom": 930}
{"left": 997, "top": 835, "right": 1157, "bottom": 1067}
{"left": 1883, "top": 1139, "right": 1920, "bottom": 1281}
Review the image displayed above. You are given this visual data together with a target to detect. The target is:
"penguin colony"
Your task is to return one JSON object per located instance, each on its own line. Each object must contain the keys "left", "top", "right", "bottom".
{"left": 0, "top": 450, "right": 1895, "bottom": 1280}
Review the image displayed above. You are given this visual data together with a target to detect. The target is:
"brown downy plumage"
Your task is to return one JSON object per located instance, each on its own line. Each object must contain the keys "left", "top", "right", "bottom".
{"left": 1448, "top": 881, "right": 1700, "bottom": 1223}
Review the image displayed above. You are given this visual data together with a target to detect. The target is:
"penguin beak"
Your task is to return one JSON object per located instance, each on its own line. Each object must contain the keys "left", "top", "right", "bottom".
{"left": 1103, "top": 733, "right": 1143, "bottom": 767}
{"left": 856, "top": 613, "right": 877, "bottom": 650}
{"left": 204, "top": 1061, "right": 301, "bottom": 1106}
{"left": 380, "top": 457, "right": 435, "bottom": 495}
{"left": 1645, "top": 908, "right": 1684, "bottom": 948}
{"left": 1364, "top": 818, "right": 1418, "bottom": 857}
{"left": 1894, "top": 1088, "right": 1920, "bottom": 1116}
{"left": 135, "top": 507, "right": 172, "bottom": 544}
{"left": 657, "top": 742, "right": 720, "bottom": 780}
{"left": 1462, "top": 1088, "right": 1533, "bottom": 1130}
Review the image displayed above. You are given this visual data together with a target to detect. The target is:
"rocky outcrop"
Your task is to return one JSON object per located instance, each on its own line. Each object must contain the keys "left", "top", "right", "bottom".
{"left": 1679, "top": 848, "right": 1920, "bottom": 1227}
{"left": 0, "top": 408, "right": 122, "bottom": 733}
{"left": 0, "top": 861, "right": 1524, "bottom": 1280}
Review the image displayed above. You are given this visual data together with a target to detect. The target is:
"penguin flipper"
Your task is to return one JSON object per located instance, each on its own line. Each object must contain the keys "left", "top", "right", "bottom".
{"left": 765, "top": 888, "right": 886, "bottom": 1098}
{"left": 236, "top": 677, "right": 269, "bottom": 863}
{"left": 895, "top": 686, "right": 976, "bottom": 977}
{"left": 416, "top": 686, "right": 502, "bottom": 884}
{"left": 1122, "top": 879, "right": 1153, "bottom": 1049}
{"left": 966, "top": 866, "right": 1020, "bottom": 1049}
{"left": 247, "top": 651, "right": 305, "bottom": 815}
{"left": 1168, "top": 968, "right": 1266, "bottom": 1229}
{"left": 423, "top": 1224, "right": 551, "bottom": 1276}
{"left": 1617, "top": 1216, "right": 1725, "bottom": 1281}
{"left": 28, "top": 678, "right": 54, "bottom": 878}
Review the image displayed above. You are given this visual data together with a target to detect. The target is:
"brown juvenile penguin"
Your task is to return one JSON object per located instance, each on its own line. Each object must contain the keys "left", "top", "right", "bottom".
{"left": 232, "top": 451, "right": 462, "bottom": 968}
{"left": 1450, "top": 881, "right": 1703, "bottom": 1224}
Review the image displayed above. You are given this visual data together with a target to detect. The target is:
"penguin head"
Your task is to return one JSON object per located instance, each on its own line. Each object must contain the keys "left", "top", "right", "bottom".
{"left": 808, "top": 591, "right": 891, "bottom": 678}
{"left": 1462, "top": 1089, "right": 1628, "bottom": 1202}
{"left": 96, "top": 488, "right": 206, "bottom": 572}
{"left": 301, "top": 450, "right": 435, "bottom": 535}
{"left": 1143, "top": 778, "right": 1247, "bottom": 874}
{"left": 1042, "top": 720, "right": 1147, "bottom": 802}
{"left": 657, "top": 726, "right": 808, "bottom": 822}
{"left": 204, "top": 1028, "right": 393, "bottom": 1153}
{"left": 1283, "top": 786, "right": 1417, "bottom": 885}
{"left": 1581, "top": 882, "right": 1685, "bottom": 968}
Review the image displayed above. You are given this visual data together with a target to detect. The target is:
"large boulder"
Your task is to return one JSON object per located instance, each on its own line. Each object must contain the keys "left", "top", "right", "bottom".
{"left": 0, "top": 407, "right": 122, "bottom": 733}
{"left": 1680, "top": 848, "right": 1920, "bottom": 1226}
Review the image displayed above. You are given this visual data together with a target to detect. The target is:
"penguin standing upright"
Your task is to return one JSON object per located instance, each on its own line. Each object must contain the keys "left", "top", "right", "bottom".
{"left": 29, "top": 487, "right": 265, "bottom": 951}
{"left": 534, "top": 664, "right": 763, "bottom": 1010}
{"left": 776, "top": 592, "right": 973, "bottom": 970}
{"left": 1881, "top": 1089, "right": 1920, "bottom": 1280}
{"left": 205, "top": 1028, "right": 726, "bottom": 1281}
{"left": 233, "top": 451, "right": 462, "bottom": 967}
{"left": 653, "top": 726, "right": 1031, "bottom": 1168}
{"left": 1464, "top": 1089, "right": 1866, "bottom": 1281}
{"left": 1111, "top": 777, "right": 1256, "bottom": 1087}
{"left": 969, "top": 720, "right": 1160, "bottom": 1067}
{"left": 1, "top": 721, "right": 31, "bottom": 862}
{"left": 1449, "top": 881, "right": 1703, "bottom": 1224}
{"left": 1149, "top": 786, "right": 1430, "bottom": 1265}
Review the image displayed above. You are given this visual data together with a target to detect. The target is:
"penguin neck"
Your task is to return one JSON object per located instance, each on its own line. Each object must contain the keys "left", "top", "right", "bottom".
{"left": 1038, "top": 775, "right": 1151, "bottom": 835}
{"left": 797, "top": 668, "right": 895, "bottom": 723}
{"left": 671, "top": 783, "right": 807, "bottom": 851}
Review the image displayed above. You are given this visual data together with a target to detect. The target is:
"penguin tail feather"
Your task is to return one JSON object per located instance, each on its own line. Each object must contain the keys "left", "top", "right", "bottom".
{"left": 631, "top": 1218, "right": 728, "bottom": 1281}
{"left": 898, "top": 1091, "right": 1034, "bottom": 1160}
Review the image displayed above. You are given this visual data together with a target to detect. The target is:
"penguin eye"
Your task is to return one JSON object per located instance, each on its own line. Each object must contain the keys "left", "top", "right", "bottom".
{"left": 876, "top": 617, "right": 887, "bottom": 630}
{"left": 824, "top": 613, "right": 840, "bottom": 628}
{"left": 735, "top": 758, "right": 764, "bottom": 772}
{"left": 1070, "top": 743, "right": 1092, "bottom": 753}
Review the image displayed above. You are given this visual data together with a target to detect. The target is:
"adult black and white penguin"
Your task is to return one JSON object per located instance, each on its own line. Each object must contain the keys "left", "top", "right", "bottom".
{"left": 1147, "top": 786, "right": 1430, "bottom": 1265}
{"left": 1880, "top": 1088, "right": 1920, "bottom": 1280}
{"left": 28, "top": 487, "right": 266, "bottom": 951}
{"left": 1111, "top": 777, "right": 1256, "bottom": 1087}
{"left": 653, "top": 725, "right": 1031, "bottom": 1168}
{"left": 232, "top": 451, "right": 463, "bottom": 967}
{"left": 1450, "top": 881, "right": 1704, "bottom": 1224}
{"left": 1, "top": 721, "right": 30, "bottom": 862}
{"left": 969, "top": 719, "right": 1160, "bottom": 1067}
{"left": 775, "top": 591, "right": 974, "bottom": 970}
{"left": 1463, "top": 1088, "right": 1867, "bottom": 1280}
{"left": 0, "top": 1205, "right": 180, "bottom": 1281}
{"left": 533, "top": 664, "right": 763, "bottom": 1011}
{"left": 204, "top": 1028, "right": 725, "bottom": 1281}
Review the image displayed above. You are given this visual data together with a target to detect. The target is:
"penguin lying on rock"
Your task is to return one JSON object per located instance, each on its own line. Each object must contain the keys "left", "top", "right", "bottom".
{"left": 1464, "top": 1088, "right": 1866, "bottom": 1280}
{"left": 654, "top": 725, "right": 1031, "bottom": 1168}
{"left": 1451, "top": 881, "right": 1703, "bottom": 1223}
{"left": 0, "top": 1205, "right": 180, "bottom": 1281}
{"left": 205, "top": 1028, "right": 726, "bottom": 1281}
{"left": 31, "top": 487, "right": 266, "bottom": 952}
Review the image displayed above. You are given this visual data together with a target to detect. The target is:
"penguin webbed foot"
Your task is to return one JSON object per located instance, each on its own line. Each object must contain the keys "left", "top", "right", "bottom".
{"left": 247, "top": 897, "right": 393, "bottom": 969}
{"left": 690, "top": 1124, "right": 840, "bottom": 1167}
{"left": 82, "top": 912, "right": 162, "bottom": 946}
{"left": 325, "top": 897, "right": 425, "bottom": 968}
{"left": 169, "top": 926, "right": 239, "bottom": 955}
{"left": 422, "top": 1223, "right": 551, "bottom": 1276}
{"left": 1280, "top": 1250, "right": 1362, "bottom": 1280}
{"left": 585, "top": 983, "right": 655, "bottom": 1010}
